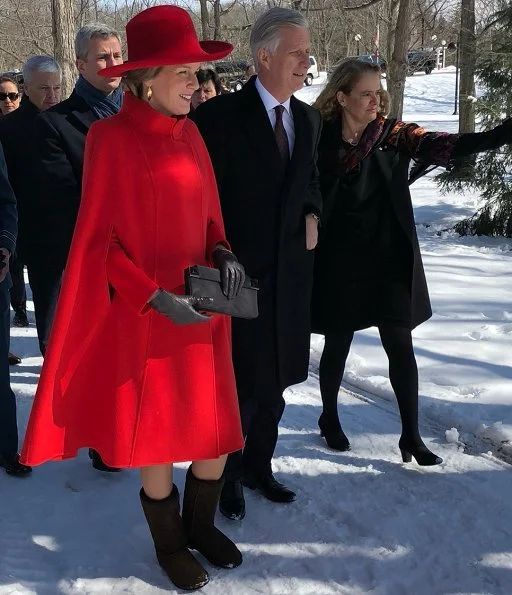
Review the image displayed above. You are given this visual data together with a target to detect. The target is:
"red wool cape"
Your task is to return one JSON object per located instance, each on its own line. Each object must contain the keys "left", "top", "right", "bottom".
{"left": 21, "top": 93, "right": 244, "bottom": 468}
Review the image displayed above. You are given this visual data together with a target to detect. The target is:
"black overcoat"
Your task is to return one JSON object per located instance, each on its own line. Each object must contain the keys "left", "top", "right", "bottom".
{"left": 0, "top": 140, "right": 17, "bottom": 256}
{"left": 0, "top": 96, "right": 41, "bottom": 261}
{"left": 313, "top": 115, "right": 512, "bottom": 334}
{"left": 193, "top": 78, "right": 322, "bottom": 392}
{"left": 313, "top": 117, "right": 431, "bottom": 331}
{"left": 34, "top": 91, "right": 98, "bottom": 262}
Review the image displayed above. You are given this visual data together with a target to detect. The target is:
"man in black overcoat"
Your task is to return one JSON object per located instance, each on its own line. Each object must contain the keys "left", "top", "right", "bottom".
{"left": 0, "top": 56, "right": 62, "bottom": 333}
{"left": 32, "top": 23, "right": 123, "bottom": 473}
{"left": 194, "top": 7, "right": 322, "bottom": 520}
{"left": 32, "top": 23, "right": 123, "bottom": 358}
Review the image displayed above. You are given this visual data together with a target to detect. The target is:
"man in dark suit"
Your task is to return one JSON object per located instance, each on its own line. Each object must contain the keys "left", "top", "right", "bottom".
{"left": 194, "top": 7, "right": 322, "bottom": 520}
{"left": 32, "top": 24, "right": 123, "bottom": 361}
{"left": 0, "top": 140, "right": 31, "bottom": 476}
{"left": 0, "top": 56, "right": 62, "bottom": 334}
{"left": 33, "top": 23, "right": 123, "bottom": 473}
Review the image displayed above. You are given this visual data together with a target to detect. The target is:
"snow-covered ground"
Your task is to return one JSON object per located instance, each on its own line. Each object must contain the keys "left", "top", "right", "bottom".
{"left": 2, "top": 69, "right": 511, "bottom": 595}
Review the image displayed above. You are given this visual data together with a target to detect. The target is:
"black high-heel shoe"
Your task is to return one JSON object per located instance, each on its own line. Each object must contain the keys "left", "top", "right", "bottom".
{"left": 318, "top": 414, "right": 351, "bottom": 452}
{"left": 398, "top": 438, "right": 443, "bottom": 466}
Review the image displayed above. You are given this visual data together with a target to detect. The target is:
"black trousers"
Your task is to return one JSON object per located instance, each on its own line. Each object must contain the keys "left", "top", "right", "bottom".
{"left": 224, "top": 376, "right": 285, "bottom": 482}
{"left": 26, "top": 252, "right": 64, "bottom": 356}
{"left": 224, "top": 288, "right": 285, "bottom": 482}
{"left": 0, "top": 275, "right": 18, "bottom": 454}
{"left": 9, "top": 254, "right": 26, "bottom": 312}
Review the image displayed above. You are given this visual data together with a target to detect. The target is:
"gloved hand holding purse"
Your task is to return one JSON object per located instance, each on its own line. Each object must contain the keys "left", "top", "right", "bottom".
{"left": 149, "top": 289, "right": 212, "bottom": 325}
{"left": 212, "top": 247, "right": 246, "bottom": 299}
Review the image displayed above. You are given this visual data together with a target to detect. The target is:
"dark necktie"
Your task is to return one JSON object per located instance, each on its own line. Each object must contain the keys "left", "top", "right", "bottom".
{"left": 274, "top": 105, "right": 290, "bottom": 163}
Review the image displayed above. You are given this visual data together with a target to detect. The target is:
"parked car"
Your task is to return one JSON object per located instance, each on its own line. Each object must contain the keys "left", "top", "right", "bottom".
{"left": 327, "top": 54, "right": 387, "bottom": 79}
{"left": 357, "top": 54, "right": 387, "bottom": 72}
{"left": 407, "top": 50, "right": 436, "bottom": 75}
{"left": 304, "top": 56, "right": 320, "bottom": 86}
{"left": 213, "top": 60, "right": 249, "bottom": 92}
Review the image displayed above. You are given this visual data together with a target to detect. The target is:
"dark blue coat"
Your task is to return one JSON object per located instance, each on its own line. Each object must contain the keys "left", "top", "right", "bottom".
{"left": 0, "top": 140, "right": 17, "bottom": 256}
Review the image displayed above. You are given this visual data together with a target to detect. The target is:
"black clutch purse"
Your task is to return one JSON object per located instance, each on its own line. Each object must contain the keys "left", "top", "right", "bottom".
{"left": 184, "top": 265, "right": 259, "bottom": 319}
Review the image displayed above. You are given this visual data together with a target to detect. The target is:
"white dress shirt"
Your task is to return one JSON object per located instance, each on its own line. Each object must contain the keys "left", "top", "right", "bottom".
{"left": 254, "top": 77, "right": 295, "bottom": 155}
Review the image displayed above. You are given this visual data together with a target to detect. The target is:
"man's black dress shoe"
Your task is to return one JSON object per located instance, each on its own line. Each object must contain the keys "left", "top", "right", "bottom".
{"left": 219, "top": 479, "right": 246, "bottom": 520}
{"left": 88, "top": 449, "right": 121, "bottom": 472}
{"left": 13, "top": 309, "right": 29, "bottom": 327}
{"left": 8, "top": 352, "right": 21, "bottom": 365}
{"left": 243, "top": 472, "right": 296, "bottom": 503}
{"left": 0, "top": 453, "right": 32, "bottom": 476}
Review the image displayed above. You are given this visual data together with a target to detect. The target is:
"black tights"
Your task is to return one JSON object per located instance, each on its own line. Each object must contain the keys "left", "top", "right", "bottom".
{"left": 319, "top": 325, "right": 421, "bottom": 443}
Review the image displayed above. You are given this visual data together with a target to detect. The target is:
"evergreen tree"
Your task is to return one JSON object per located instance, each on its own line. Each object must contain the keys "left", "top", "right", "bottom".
{"left": 437, "top": 1, "right": 512, "bottom": 237}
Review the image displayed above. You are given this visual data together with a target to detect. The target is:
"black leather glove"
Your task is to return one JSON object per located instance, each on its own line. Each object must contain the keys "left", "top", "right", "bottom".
{"left": 149, "top": 289, "right": 211, "bottom": 325}
{"left": 212, "top": 248, "right": 245, "bottom": 299}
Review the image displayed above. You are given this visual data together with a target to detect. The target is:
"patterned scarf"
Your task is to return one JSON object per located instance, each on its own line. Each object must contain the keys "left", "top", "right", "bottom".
{"left": 338, "top": 115, "right": 388, "bottom": 174}
{"left": 338, "top": 114, "right": 458, "bottom": 174}
{"left": 74, "top": 75, "right": 123, "bottom": 120}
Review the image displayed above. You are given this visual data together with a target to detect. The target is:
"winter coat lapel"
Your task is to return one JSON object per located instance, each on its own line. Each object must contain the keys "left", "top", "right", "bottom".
{"left": 66, "top": 92, "right": 98, "bottom": 135}
{"left": 239, "top": 78, "right": 288, "bottom": 173}
{"left": 280, "top": 96, "right": 312, "bottom": 201}
{"left": 288, "top": 96, "right": 311, "bottom": 174}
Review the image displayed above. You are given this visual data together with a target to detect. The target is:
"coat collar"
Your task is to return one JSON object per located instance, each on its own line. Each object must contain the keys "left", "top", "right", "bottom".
{"left": 18, "top": 95, "right": 40, "bottom": 116}
{"left": 120, "top": 92, "right": 187, "bottom": 138}
{"left": 65, "top": 91, "right": 99, "bottom": 133}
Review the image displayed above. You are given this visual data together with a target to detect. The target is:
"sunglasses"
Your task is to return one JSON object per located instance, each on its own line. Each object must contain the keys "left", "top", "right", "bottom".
{"left": 0, "top": 92, "right": 19, "bottom": 101}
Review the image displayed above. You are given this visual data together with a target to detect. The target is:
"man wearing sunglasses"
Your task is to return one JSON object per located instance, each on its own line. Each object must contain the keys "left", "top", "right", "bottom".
{"left": 0, "top": 77, "right": 20, "bottom": 116}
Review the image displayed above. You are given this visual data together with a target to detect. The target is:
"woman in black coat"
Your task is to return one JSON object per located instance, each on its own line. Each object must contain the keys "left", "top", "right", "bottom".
{"left": 312, "top": 58, "right": 512, "bottom": 466}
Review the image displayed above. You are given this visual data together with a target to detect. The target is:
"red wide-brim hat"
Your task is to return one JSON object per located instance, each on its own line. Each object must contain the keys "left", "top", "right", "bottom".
{"left": 99, "top": 5, "right": 232, "bottom": 78}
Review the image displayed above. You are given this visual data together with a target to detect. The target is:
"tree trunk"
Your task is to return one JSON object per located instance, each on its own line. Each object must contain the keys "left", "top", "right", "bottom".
{"left": 51, "top": 0, "right": 75, "bottom": 99}
{"left": 458, "top": 0, "right": 476, "bottom": 133}
{"left": 213, "top": 0, "right": 221, "bottom": 41}
{"left": 385, "top": 0, "right": 400, "bottom": 64}
{"left": 387, "top": 0, "right": 413, "bottom": 120}
{"left": 199, "top": 0, "right": 210, "bottom": 40}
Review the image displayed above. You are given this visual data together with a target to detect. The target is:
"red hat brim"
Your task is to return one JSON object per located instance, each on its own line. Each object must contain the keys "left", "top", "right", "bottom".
{"left": 99, "top": 40, "right": 233, "bottom": 78}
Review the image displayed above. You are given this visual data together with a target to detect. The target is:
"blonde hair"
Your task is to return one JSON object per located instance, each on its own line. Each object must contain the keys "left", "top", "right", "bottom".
{"left": 313, "top": 59, "right": 390, "bottom": 120}
{"left": 122, "top": 67, "right": 163, "bottom": 99}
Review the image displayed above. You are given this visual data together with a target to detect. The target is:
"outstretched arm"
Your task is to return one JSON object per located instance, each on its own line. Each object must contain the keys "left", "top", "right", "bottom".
{"left": 386, "top": 118, "right": 512, "bottom": 167}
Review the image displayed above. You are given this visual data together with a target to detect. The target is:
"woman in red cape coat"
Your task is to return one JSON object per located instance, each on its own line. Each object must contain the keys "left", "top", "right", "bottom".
{"left": 20, "top": 6, "right": 245, "bottom": 589}
{"left": 21, "top": 94, "right": 243, "bottom": 468}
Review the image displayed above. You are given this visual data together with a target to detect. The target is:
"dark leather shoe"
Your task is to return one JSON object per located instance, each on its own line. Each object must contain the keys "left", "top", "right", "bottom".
{"left": 0, "top": 453, "right": 32, "bottom": 476}
{"left": 243, "top": 472, "right": 296, "bottom": 503}
{"left": 13, "top": 309, "right": 29, "bottom": 327}
{"left": 219, "top": 479, "right": 246, "bottom": 520}
{"left": 88, "top": 449, "right": 121, "bottom": 472}
{"left": 8, "top": 352, "right": 21, "bottom": 365}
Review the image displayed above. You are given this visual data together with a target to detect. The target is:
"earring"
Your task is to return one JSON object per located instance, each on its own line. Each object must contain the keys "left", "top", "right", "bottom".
{"left": 147, "top": 86, "right": 153, "bottom": 101}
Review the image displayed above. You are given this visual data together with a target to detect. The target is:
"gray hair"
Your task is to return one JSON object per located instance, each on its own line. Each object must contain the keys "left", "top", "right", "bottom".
{"left": 75, "top": 23, "right": 121, "bottom": 60}
{"left": 23, "top": 56, "right": 62, "bottom": 84}
{"left": 250, "top": 7, "right": 308, "bottom": 68}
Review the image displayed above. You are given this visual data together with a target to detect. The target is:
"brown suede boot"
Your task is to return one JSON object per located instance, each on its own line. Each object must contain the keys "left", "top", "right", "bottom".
{"left": 182, "top": 467, "right": 243, "bottom": 569}
{"left": 139, "top": 485, "right": 209, "bottom": 590}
